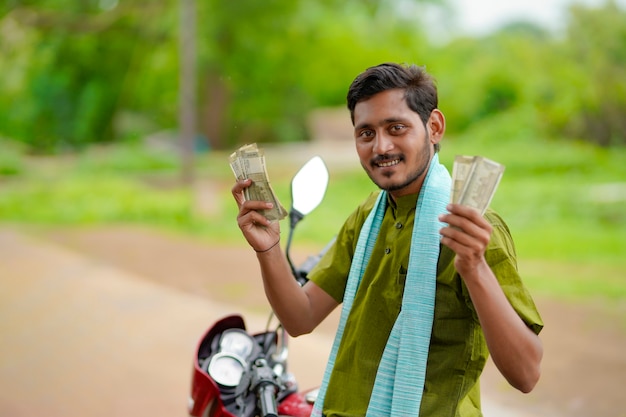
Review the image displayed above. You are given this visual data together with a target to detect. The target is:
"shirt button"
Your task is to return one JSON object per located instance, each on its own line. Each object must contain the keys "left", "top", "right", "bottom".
{"left": 385, "top": 248, "right": 391, "bottom": 254}
{"left": 395, "top": 222, "right": 403, "bottom": 229}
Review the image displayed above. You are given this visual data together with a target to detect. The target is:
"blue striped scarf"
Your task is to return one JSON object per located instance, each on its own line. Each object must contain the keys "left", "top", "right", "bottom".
{"left": 312, "top": 154, "right": 451, "bottom": 416}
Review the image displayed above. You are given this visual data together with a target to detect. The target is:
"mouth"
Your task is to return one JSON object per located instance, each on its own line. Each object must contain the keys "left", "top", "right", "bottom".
{"left": 373, "top": 155, "right": 402, "bottom": 169}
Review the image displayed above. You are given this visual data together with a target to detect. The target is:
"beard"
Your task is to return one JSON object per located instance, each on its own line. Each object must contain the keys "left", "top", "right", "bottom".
{"left": 365, "top": 136, "right": 433, "bottom": 193}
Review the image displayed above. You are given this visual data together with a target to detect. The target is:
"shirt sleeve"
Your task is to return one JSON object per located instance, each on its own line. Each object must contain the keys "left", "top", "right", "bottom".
{"left": 482, "top": 209, "right": 544, "bottom": 335}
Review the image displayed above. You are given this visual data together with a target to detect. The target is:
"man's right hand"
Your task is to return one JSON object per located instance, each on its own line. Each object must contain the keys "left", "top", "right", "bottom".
{"left": 232, "top": 178, "right": 281, "bottom": 252}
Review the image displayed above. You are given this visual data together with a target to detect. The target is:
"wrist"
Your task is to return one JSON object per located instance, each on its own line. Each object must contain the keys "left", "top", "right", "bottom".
{"left": 459, "top": 260, "right": 496, "bottom": 290}
{"left": 254, "top": 239, "right": 280, "bottom": 254}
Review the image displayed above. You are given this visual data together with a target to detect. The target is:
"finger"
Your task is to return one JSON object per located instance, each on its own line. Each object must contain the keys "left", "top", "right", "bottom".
{"left": 236, "top": 210, "right": 280, "bottom": 250}
{"left": 231, "top": 179, "right": 252, "bottom": 206}
{"left": 445, "top": 203, "right": 485, "bottom": 224}
{"left": 441, "top": 215, "right": 484, "bottom": 241}
{"left": 439, "top": 212, "right": 491, "bottom": 254}
{"left": 238, "top": 201, "right": 275, "bottom": 227}
{"left": 439, "top": 234, "right": 465, "bottom": 256}
{"left": 231, "top": 178, "right": 250, "bottom": 195}
{"left": 238, "top": 211, "right": 271, "bottom": 231}
{"left": 240, "top": 200, "right": 274, "bottom": 215}
{"left": 441, "top": 206, "right": 492, "bottom": 235}
{"left": 439, "top": 225, "right": 477, "bottom": 254}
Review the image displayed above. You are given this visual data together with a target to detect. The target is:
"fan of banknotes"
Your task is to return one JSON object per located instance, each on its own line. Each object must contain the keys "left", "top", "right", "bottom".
{"left": 229, "top": 143, "right": 288, "bottom": 221}
{"left": 451, "top": 155, "right": 505, "bottom": 215}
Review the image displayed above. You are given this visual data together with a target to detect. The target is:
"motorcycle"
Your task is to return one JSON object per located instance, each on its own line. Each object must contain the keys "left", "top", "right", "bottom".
{"left": 188, "top": 156, "right": 331, "bottom": 417}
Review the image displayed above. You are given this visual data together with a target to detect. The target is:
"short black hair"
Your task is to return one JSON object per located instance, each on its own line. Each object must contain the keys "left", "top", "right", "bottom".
{"left": 347, "top": 62, "right": 439, "bottom": 127}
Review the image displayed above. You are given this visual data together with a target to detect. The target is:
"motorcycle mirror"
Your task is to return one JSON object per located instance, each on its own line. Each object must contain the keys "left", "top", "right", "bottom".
{"left": 290, "top": 156, "right": 329, "bottom": 217}
{"left": 285, "top": 156, "right": 329, "bottom": 280}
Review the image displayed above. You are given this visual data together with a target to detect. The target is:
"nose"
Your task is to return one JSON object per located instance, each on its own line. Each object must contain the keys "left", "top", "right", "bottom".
{"left": 372, "top": 132, "right": 394, "bottom": 155}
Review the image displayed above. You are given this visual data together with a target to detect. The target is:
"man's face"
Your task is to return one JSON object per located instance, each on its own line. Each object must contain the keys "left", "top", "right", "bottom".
{"left": 353, "top": 88, "right": 438, "bottom": 198}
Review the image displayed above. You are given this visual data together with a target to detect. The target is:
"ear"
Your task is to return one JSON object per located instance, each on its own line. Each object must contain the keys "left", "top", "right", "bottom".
{"left": 427, "top": 109, "right": 445, "bottom": 146}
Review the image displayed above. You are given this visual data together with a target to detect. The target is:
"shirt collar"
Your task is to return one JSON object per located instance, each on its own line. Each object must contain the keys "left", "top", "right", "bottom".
{"left": 387, "top": 192, "right": 418, "bottom": 219}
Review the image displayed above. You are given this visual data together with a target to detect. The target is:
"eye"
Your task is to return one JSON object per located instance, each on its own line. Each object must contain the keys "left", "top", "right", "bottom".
{"left": 356, "top": 129, "right": 374, "bottom": 140}
{"left": 389, "top": 124, "right": 406, "bottom": 134}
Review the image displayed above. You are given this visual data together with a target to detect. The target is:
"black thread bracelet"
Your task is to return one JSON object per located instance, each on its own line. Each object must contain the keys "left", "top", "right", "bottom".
{"left": 254, "top": 239, "right": 280, "bottom": 253}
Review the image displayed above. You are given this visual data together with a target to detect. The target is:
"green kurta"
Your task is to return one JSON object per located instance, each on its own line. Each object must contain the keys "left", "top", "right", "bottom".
{"left": 308, "top": 191, "right": 543, "bottom": 417}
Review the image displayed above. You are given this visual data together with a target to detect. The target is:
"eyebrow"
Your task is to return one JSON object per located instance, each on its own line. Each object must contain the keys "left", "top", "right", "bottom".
{"left": 354, "top": 117, "right": 407, "bottom": 131}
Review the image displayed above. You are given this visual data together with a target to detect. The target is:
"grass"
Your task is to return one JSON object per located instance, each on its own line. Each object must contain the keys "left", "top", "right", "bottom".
{"left": 1, "top": 134, "right": 625, "bottom": 301}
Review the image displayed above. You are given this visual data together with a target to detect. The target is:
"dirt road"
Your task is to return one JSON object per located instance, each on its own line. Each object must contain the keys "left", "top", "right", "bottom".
{"left": 1, "top": 226, "right": 625, "bottom": 417}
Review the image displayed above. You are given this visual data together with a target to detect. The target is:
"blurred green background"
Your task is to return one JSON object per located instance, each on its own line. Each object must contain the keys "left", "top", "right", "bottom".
{"left": 1, "top": 0, "right": 625, "bottom": 302}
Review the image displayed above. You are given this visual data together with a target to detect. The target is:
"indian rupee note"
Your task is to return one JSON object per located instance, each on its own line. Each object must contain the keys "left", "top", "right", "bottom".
{"left": 229, "top": 143, "right": 287, "bottom": 221}
{"left": 229, "top": 151, "right": 244, "bottom": 180}
{"left": 456, "top": 156, "right": 505, "bottom": 215}
{"left": 451, "top": 155, "right": 476, "bottom": 204}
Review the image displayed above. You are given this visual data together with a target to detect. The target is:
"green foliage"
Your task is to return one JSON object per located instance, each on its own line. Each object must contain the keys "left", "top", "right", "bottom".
{"left": 1, "top": 0, "right": 625, "bottom": 303}
{"left": 1, "top": 1, "right": 626, "bottom": 153}
{"left": 428, "top": 2, "right": 626, "bottom": 147}
{"left": 73, "top": 143, "right": 180, "bottom": 174}
{"left": 438, "top": 123, "right": 626, "bottom": 276}
{"left": 195, "top": 0, "right": 435, "bottom": 147}
{"left": 0, "top": 175, "right": 195, "bottom": 228}
{"left": 0, "top": 138, "right": 25, "bottom": 176}
{"left": 538, "top": 1, "right": 626, "bottom": 146}
{"left": 521, "top": 259, "right": 626, "bottom": 300}
{"left": 1, "top": 134, "right": 625, "bottom": 301}
{"left": 0, "top": 0, "right": 442, "bottom": 152}
{"left": 0, "top": 2, "right": 178, "bottom": 152}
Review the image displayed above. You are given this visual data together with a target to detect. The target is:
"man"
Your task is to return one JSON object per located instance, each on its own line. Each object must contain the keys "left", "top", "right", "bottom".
{"left": 232, "top": 63, "right": 543, "bottom": 416}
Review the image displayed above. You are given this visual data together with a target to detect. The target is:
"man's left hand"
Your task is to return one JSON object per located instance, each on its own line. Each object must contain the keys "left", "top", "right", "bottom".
{"left": 438, "top": 204, "right": 492, "bottom": 279}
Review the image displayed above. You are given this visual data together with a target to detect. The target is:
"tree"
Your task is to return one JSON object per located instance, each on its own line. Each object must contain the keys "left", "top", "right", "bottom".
{"left": 195, "top": 0, "right": 442, "bottom": 149}
{"left": 540, "top": 1, "right": 626, "bottom": 146}
{"left": 0, "top": 1, "right": 178, "bottom": 152}
{"left": 0, "top": 0, "right": 464, "bottom": 153}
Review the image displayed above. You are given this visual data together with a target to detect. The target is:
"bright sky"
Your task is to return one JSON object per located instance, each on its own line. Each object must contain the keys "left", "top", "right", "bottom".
{"left": 451, "top": 0, "right": 626, "bottom": 34}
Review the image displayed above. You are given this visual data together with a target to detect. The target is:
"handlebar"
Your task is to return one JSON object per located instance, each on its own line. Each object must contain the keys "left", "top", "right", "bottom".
{"left": 250, "top": 358, "right": 281, "bottom": 417}
{"left": 257, "top": 383, "right": 278, "bottom": 417}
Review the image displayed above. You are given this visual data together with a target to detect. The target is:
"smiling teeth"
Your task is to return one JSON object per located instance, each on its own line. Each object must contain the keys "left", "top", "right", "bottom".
{"left": 378, "top": 160, "right": 400, "bottom": 167}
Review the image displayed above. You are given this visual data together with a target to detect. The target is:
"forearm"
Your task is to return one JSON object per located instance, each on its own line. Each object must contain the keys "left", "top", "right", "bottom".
{"left": 464, "top": 261, "right": 543, "bottom": 393}
{"left": 440, "top": 204, "right": 543, "bottom": 392}
{"left": 256, "top": 245, "right": 319, "bottom": 336}
{"left": 232, "top": 179, "right": 330, "bottom": 335}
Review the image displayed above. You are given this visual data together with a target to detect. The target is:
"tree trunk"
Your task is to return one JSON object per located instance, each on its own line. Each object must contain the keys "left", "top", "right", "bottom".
{"left": 179, "top": 0, "right": 196, "bottom": 184}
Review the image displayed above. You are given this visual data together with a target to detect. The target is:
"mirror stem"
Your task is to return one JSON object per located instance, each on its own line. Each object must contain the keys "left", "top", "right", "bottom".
{"left": 286, "top": 209, "right": 304, "bottom": 279}
{"left": 289, "top": 209, "right": 304, "bottom": 230}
